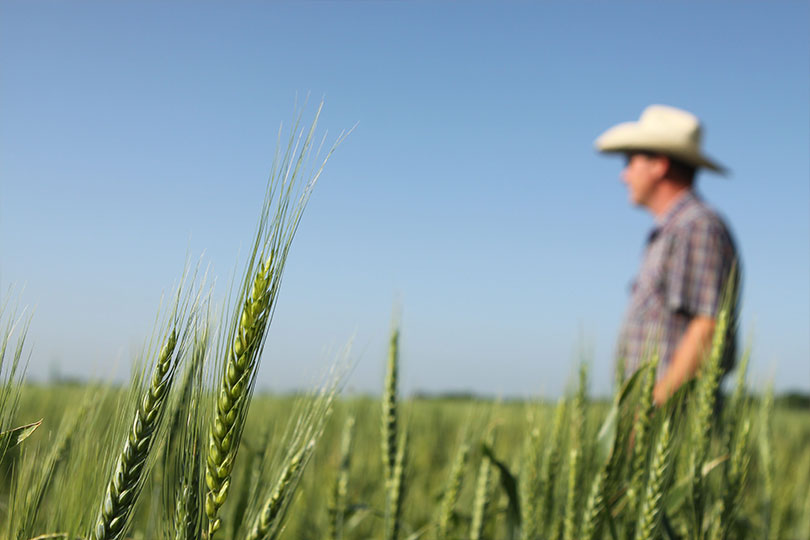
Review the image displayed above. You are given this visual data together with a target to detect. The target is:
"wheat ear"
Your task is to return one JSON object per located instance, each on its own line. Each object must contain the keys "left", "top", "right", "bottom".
{"left": 438, "top": 441, "right": 469, "bottom": 539}
{"left": 245, "top": 358, "right": 341, "bottom": 540}
{"left": 580, "top": 467, "right": 606, "bottom": 540}
{"left": 716, "top": 349, "right": 752, "bottom": 540}
{"left": 562, "top": 448, "right": 580, "bottom": 540}
{"left": 205, "top": 255, "right": 276, "bottom": 535}
{"left": 15, "top": 400, "right": 86, "bottom": 540}
{"left": 758, "top": 386, "right": 774, "bottom": 536}
{"left": 246, "top": 442, "right": 311, "bottom": 540}
{"left": 167, "top": 323, "right": 208, "bottom": 540}
{"left": 382, "top": 326, "right": 399, "bottom": 485}
{"left": 690, "top": 307, "right": 729, "bottom": 532}
{"left": 716, "top": 416, "right": 751, "bottom": 540}
{"left": 90, "top": 329, "right": 179, "bottom": 540}
{"left": 203, "top": 102, "right": 347, "bottom": 536}
{"left": 519, "top": 425, "right": 541, "bottom": 540}
{"left": 626, "top": 356, "right": 659, "bottom": 536}
{"left": 634, "top": 418, "right": 672, "bottom": 540}
{"left": 329, "top": 414, "right": 355, "bottom": 540}
{"left": 0, "top": 304, "right": 31, "bottom": 464}
{"left": 470, "top": 436, "right": 493, "bottom": 540}
{"left": 540, "top": 398, "right": 566, "bottom": 537}
{"left": 384, "top": 430, "right": 408, "bottom": 540}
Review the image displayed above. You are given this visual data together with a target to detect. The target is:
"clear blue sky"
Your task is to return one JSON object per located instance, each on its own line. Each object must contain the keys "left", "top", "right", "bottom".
{"left": 1, "top": 2, "right": 807, "bottom": 397}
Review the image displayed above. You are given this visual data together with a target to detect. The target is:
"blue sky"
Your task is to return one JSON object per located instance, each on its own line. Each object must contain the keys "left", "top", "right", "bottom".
{"left": 1, "top": 2, "right": 807, "bottom": 397}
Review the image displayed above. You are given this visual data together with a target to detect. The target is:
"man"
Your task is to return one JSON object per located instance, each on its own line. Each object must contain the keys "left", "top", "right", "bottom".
{"left": 595, "top": 105, "right": 740, "bottom": 405}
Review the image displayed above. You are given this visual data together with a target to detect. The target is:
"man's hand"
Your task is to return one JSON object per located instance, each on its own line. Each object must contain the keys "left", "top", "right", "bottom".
{"left": 654, "top": 316, "right": 716, "bottom": 405}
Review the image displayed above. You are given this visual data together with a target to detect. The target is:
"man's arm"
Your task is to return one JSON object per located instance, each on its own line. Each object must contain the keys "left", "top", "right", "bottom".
{"left": 653, "top": 315, "right": 716, "bottom": 405}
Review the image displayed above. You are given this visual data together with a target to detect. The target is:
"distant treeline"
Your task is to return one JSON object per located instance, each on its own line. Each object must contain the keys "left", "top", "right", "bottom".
{"left": 775, "top": 391, "right": 810, "bottom": 409}
{"left": 23, "top": 379, "right": 810, "bottom": 408}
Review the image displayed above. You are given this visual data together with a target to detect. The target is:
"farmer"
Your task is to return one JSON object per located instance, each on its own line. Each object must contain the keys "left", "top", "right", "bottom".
{"left": 595, "top": 105, "right": 740, "bottom": 405}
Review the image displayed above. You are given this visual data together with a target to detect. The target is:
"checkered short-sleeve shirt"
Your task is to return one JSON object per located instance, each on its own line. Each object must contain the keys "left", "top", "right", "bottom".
{"left": 617, "top": 191, "right": 740, "bottom": 380}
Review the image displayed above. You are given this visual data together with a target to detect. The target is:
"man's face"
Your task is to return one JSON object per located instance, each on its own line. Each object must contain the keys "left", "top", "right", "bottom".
{"left": 621, "top": 152, "right": 665, "bottom": 207}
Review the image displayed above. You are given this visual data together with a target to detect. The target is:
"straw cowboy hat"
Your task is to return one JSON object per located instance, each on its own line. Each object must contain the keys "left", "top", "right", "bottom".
{"left": 595, "top": 105, "right": 727, "bottom": 174}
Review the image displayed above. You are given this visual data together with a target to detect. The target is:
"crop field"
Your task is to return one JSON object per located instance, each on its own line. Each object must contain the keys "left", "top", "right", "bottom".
{"left": 3, "top": 352, "right": 810, "bottom": 540}
{"left": 1, "top": 109, "right": 809, "bottom": 540}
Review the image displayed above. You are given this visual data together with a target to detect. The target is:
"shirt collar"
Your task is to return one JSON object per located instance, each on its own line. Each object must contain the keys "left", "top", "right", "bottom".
{"left": 646, "top": 190, "right": 698, "bottom": 246}
{"left": 655, "top": 190, "right": 697, "bottom": 227}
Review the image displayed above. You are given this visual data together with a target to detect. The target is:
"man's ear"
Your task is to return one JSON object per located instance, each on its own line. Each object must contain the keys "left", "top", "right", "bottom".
{"left": 652, "top": 154, "right": 671, "bottom": 179}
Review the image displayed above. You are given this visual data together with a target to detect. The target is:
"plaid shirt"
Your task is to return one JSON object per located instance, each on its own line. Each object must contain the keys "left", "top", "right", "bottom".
{"left": 617, "top": 191, "right": 740, "bottom": 381}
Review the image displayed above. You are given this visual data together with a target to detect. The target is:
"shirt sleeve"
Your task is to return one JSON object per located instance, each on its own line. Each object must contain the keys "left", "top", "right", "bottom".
{"left": 665, "top": 217, "right": 735, "bottom": 318}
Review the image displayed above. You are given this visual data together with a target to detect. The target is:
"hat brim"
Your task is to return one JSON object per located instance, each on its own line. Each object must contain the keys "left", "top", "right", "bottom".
{"left": 595, "top": 122, "right": 727, "bottom": 175}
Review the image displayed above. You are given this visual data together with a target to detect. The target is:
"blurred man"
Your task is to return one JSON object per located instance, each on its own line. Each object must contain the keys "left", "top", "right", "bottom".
{"left": 595, "top": 105, "right": 740, "bottom": 404}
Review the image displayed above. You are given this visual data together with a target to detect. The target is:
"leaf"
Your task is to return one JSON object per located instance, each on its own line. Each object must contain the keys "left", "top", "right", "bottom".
{"left": 344, "top": 504, "right": 375, "bottom": 530}
{"left": 701, "top": 454, "right": 728, "bottom": 477}
{"left": 666, "top": 451, "right": 729, "bottom": 516}
{"left": 595, "top": 404, "right": 619, "bottom": 465}
{"left": 404, "top": 523, "right": 433, "bottom": 540}
{"left": 618, "top": 364, "right": 647, "bottom": 405}
{"left": 481, "top": 443, "right": 521, "bottom": 540}
{"left": 661, "top": 512, "right": 682, "bottom": 540}
{"left": 664, "top": 479, "right": 691, "bottom": 515}
{"left": 605, "top": 506, "right": 620, "bottom": 540}
{"left": 596, "top": 366, "right": 646, "bottom": 465}
{"left": 0, "top": 419, "right": 42, "bottom": 449}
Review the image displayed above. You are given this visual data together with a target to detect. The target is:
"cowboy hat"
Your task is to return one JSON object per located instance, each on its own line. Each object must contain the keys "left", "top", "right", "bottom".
{"left": 595, "top": 105, "right": 727, "bottom": 174}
